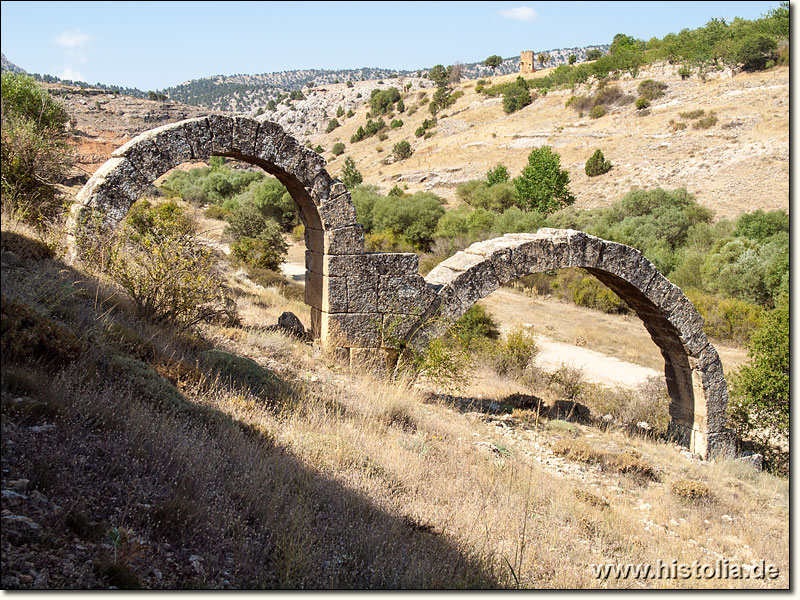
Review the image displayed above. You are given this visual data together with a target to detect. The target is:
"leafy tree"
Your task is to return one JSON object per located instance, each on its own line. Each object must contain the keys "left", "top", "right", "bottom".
{"left": 735, "top": 33, "right": 778, "bottom": 71}
{"left": 568, "top": 54, "right": 577, "bottom": 65}
{"left": 585, "top": 149, "right": 612, "bottom": 177}
{"left": 371, "top": 192, "right": 445, "bottom": 250}
{"left": 341, "top": 156, "right": 362, "bottom": 189}
{"left": 266, "top": 100, "right": 277, "bottom": 111}
{"left": 392, "top": 140, "right": 413, "bottom": 160}
{"left": 1, "top": 72, "right": 73, "bottom": 222}
{"left": 733, "top": 209, "right": 789, "bottom": 242}
{"left": 336, "top": 105, "right": 345, "bottom": 118}
{"left": 484, "top": 54, "right": 503, "bottom": 72}
{"left": 326, "top": 118, "right": 340, "bottom": 133}
{"left": 428, "top": 64, "right": 449, "bottom": 86}
{"left": 537, "top": 53, "right": 548, "bottom": 67}
{"left": 230, "top": 220, "right": 288, "bottom": 271}
{"left": 502, "top": 81, "right": 532, "bottom": 114}
{"left": 729, "top": 292, "right": 789, "bottom": 473}
{"left": 370, "top": 87, "right": 401, "bottom": 115}
{"left": 586, "top": 48, "right": 602, "bottom": 60}
{"left": 513, "top": 146, "right": 575, "bottom": 214}
{"left": 486, "top": 164, "right": 510, "bottom": 186}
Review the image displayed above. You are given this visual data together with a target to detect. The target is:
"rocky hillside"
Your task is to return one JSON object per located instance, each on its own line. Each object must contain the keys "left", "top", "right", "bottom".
{"left": 162, "top": 45, "right": 609, "bottom": 112}
{"left": 1, "top": 52, "right": 26, "bottom": 74}
{"left": 310, "top": 63, "right": 789, "bottom": 220}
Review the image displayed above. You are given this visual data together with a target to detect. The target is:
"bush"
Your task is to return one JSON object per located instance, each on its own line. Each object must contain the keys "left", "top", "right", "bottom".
{"left": 736, "top": 33, "right": 778, "bottom": 71}
{"left": 392, "top": 140, "right": 413, "bottom": 161}
{"left": 1, "top": 72, "right": 74, "bottom": 223}
{"left": 513, "top": 146, "right": 575, "bottom": 214}
{"left": 670, "top": 479, "right": 713, "bottom": 502}
{"left": 325, "top": 118, "right": 340, "bottom": 133}
{"left": 370, "top": 87, "right": 401, "bottom": 115}
{"left": 586, "top": 49, "right": 602, "bottom": 61}
{"left": 198, "top": 349, "right": 284, "bottom": 398}
{"left": 637, "top": 79, "right": 667, "bottom": 101}
{"left": 584, "top": 149, "right": 612, "bottom": 177}
{"left": 390, "top": 119, "right": 403, "bottom": 128}
{"left": 678, "top": 65, "right": 692, "bottom": 79}
{"left": 571, "top": 275, "right": 627, "bottom": 313}
{"left": 485, "top": 164, "right": 509, "bottom": 186}
{"left": 415, "top": 126, "right": 425, "bottom": 138}
{"left": 489, "top": 328, "right": 538, "bottom": 377}
{"left": 371, "top": 192, "right": 445, "bottom": 251}
{"left": 331, "top": 142, "right": 345, "bottom": 156}
{"left": 204, "top": 204, "right": 228, "bottom": 220}
{"left": 502, "top": 82, "right": 532, "bottom": 114}
{"left": 102, "top": 200, "right": 236, "bottom": 328}
{"left": 635, "top": 97, "right": 650, "bottom": 110}
{"left": 734, "top": 209, "right": 789, "bottom": 242}
{"left": 341, "top": 156, "right": 363, "bottom": 189}
{"left": 693, "top": 113, "right": 718, "bottom": 129}
{"left": 230, "top": 222, "right": 288, "bottom": 272}
{"left": 1, "top": 295, "right": 82, "bottom": 365}
{"left": 452, "top": 304, "right": 499, "bottom": 350}
{"left": 589, "top": 104, "right": 606, "bottom": 119}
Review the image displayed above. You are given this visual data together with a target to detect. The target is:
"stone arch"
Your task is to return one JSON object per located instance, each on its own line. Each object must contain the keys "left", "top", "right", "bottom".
{"left": 66, "top": 115, "right": 365, "bottom": 339}
{"left": 404, "top": 229, "right": 735, "bottom": 460}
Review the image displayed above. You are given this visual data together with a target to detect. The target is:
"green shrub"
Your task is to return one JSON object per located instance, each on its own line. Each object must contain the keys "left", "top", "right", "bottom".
{"left": 502, "top": 82, "right": 532, "bottom": 114}
{"left": 686, "top": 289, "right": 764, "bottom": 344}
{"left": 513, "top": 146, "right": 575, "bottom": 215}
{"left": 392, "top": 140, "right": 413, "bottom": 161}
{"left": 584, "top": 149, "right": 612, "bottom": 177}
{"left": 635, "top": 97, "right": 650, "bottom": 110}
{"left": 734, "top": 209, "right": 789, "bottom": 242}
{"left": 370, "top": 87, "right": 401, "bottom": 115}
{"left": 341, "top": 156, "right": 363, "bottom": 189}
{"left": 325, "top": 118, "right": 340, "bottom": 133}
{"left": 486, "top": 164, "right": 509, "bottom": 186}
{"left": 204, "top": 204, "right": 228, "bottom": 220}
{"left": 230, "top": 222, "right": 288, "bottom": 272}
{"left": 735, "top": 33, "right": 778, "bottom": 71}
{"left": 1, "top": 72, "right": 74, "bottom": 223}
{"left": 198, "top": 349, "right": 284, "bottom": 398}
{"left": 103, "top": 322, "right": 156, "bottom": 361}
{"left": 693, "top": 113, "right": 718, "bottom": 129}
{"left": 453, "top": 304, "right": 499, "bottom": 350}
{"left": 103, "top": 200, "right": 236, "bottom": 328}
{"left": 489, "top": 329, "right": 538, "bottom": 377}
{"left": 415, "top": 126, "right": 425, "bottom": 137}
{"left": 331, "top": 142, "right": 345, "bottom": 156}
{"left": 1, "top": 295, "right": 82, "bottom": 365}
{"left": 571, "top": 275, "right": 627, "bottom": 313}
{"left": 729, "top": 293, "right": 788, "bottom": 474}
{"left": 371, "top": 191, "right": 445, "bottom": 251}
{"left": 390, "top": 119, "right": 403, "bottom": 128}
{"left": 678, "top": 65, "right": 692, "bottom": 79}
{"left": 637, "top": 79, "right": 667, "bottom": 101}
{"left": 589, "top": 105, "right": 606, "bottom": 119}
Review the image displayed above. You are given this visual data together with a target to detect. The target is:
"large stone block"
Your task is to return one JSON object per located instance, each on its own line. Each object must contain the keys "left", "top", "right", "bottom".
{"left": 305, "top": 250, "right": 323, "bottom": 275}
{"left": 323, "top": 313, "right": 382, "bottom": 348}
{"left": 113, "top": 137, "right": 167, "bottom": 182}
{"left": 254, "top": 121, "right": 288, "bottom": 164}
{"left": 324, "top": 225, "right": 365, "bottom": 255}
{"left": 448, "top": 259, "right": 500, "bottom": 308}
{"left": 208, "top": 114, "right": 234, "bottom": 153}
{"left": 324, "top": 253, "right": 418, "bottom": 278}
{"left": 378, "top": 275, "right": 437, "bottom": 314}
{"left": 232, "top": 116, "right": 259, "bottom": 156}
{"left": 181, "top": 117, "right": 214, "bottom": 159}
{"left": 382, "top": 313, "right": 422, "bottom": 346}
{"left": 305, "top": 274, "right": 346, "bottom": 313}
{"left": 151, "top": 122, "right": 194, "bottom": 167}
{"left": 318, "top": 194, "right": 358, "bottom": 229}
{"left": 347, "top": 276, "right": 379, "bottom": 312}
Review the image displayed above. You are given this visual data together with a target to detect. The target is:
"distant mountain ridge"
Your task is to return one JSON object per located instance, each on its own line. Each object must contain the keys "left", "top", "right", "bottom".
{"left": 2, "top": 44, "right": 608, "bottom": 113}
{"left": 1, "top": 52, "right": 27, "bottom": 74}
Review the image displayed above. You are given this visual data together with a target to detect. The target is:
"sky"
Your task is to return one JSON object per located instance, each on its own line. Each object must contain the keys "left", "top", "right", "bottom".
{"left": 0, "top": 1, "right": 783, "bottom": 90}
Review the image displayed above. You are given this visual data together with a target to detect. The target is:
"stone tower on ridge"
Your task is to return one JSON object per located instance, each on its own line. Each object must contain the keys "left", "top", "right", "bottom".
{"left": 520, "top": 50, "right": 535, "bottom": 74}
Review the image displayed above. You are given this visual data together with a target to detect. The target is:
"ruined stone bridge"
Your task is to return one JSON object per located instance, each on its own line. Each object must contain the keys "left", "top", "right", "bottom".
{"left": 66, "top": 116, "right": 734, "bottom": 459}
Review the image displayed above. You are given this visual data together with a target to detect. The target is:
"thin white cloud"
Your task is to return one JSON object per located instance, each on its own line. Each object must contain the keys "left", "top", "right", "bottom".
{"left": 54, "top": 28, "right": 92, "bottom": 48}
{"left": 58, "top": 66, "right": 84, "bottom": 81}
{"left": 498, "top": 6, "right": 539, "bottom": 22}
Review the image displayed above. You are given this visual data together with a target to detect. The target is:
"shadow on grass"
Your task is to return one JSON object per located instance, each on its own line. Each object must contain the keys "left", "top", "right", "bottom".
{"left": 1, "top": 247, "right": 503, "bottom": 589}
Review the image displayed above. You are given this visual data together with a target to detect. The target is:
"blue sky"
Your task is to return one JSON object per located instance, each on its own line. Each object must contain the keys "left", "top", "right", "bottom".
{"left": 0, "top": 1, "right": 782, "bottom": 90}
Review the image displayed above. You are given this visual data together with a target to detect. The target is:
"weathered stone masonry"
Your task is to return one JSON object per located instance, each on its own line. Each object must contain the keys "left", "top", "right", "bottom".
{"left": 67, "top": 116, "right": 735, "bottom": 460}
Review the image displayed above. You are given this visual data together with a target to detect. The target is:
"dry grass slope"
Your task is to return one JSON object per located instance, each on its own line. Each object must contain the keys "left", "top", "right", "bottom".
{"left": 0, "top": 211, "right": 788, "bottom": 589}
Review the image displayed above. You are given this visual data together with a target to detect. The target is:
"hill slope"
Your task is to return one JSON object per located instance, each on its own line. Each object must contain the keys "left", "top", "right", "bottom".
{"left": 311, "top": 63, "right": 788, "bottom": 219}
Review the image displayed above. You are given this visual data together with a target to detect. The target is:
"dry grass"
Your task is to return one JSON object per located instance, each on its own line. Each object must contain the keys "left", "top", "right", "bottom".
{"left": 0, "top": 215, "right": 788, "bottom": 589}
{"left": 312, "top": 65, "right": 787, "bottom": 220}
